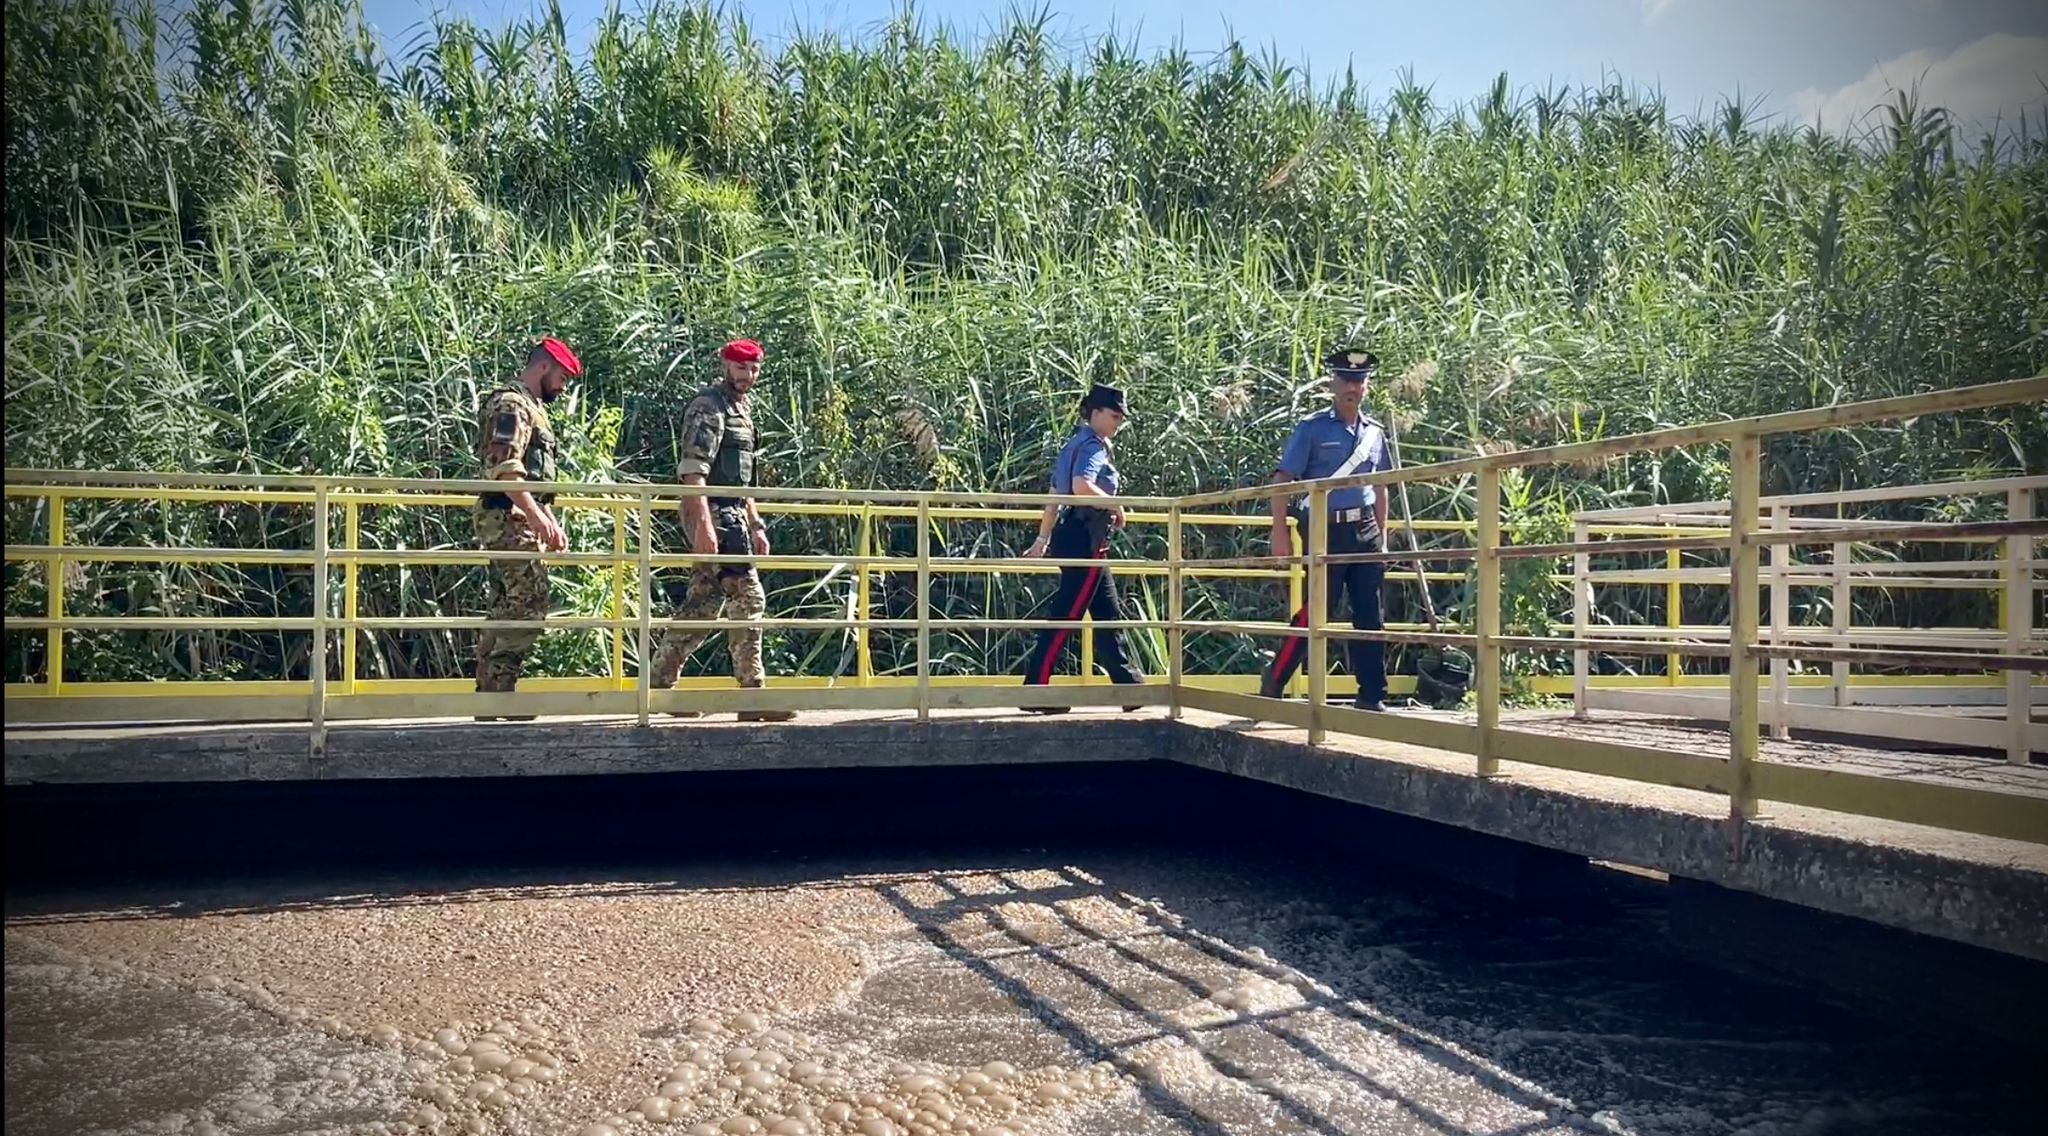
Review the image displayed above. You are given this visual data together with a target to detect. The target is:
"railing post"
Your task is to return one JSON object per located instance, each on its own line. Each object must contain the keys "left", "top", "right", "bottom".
{"left": 343, "top": 500, "right": 359, "bottom": 696}
{"left": 611, "top": 505, "right": 627, "bottom": 690}
{"left": 1768, "top": 505, "right": 1791, "bottom": 740}
{"left": 1080, "top": 605, "right": 1096, "bottom": 684}
{"left": 311, "top": 483, "right": 330, "bottom": 747}
{"left": 1831, "top": 540, "right": 1852, "bottom": 707}
{"left": 856, "top": 505, "right": 874, "bottom": 687}
{"left": 637, "top": 487, "right": 653, "bottom": 727}
{"left": 916, "top": 497, "right": 931, "bottom": 722}
{"left": 1306, "top": 487, "right": 1329, "bottom": 745}
{"left": 1729, "top": 432, "right": 1763, "bottom": 819}
{"left": 2009, "top": 486, "right": 2035, "bottom": 765}
{"left": 1476, "top": 464, "right": 1502, "bottom": 777}
{"left": 1666, "top": 544, "right": 1682, "bottom": 688}
{"left": 45, "top": 492, "right": 64, "bottom": 695}
{"left": 1286, "top": 514, "right": 1304, "bottom": 697}
{"left": 1572, "top": 518, "right": 1590, "bottom": 719}
{"left": 1168, "top": 504, "right": 1184, "bottom": 720}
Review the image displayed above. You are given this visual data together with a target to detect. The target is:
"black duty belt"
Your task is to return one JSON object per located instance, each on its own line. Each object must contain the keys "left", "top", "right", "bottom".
{"left": 479, "top": 491, "right": 555, "bottom": 509}
{"left": 1330, "top": 507, "right": 1370, "bottom": 524}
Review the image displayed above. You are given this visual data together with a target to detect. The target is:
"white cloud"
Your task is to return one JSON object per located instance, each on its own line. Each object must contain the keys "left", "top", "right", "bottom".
{"left": 1640, "top": 0, "right": 1677, "bottom": 20}
{"left": 1790, "top": 33, "right": 2048, "bottom": 133}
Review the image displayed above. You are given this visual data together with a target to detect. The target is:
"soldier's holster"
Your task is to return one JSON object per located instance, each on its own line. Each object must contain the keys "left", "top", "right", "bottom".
{"left": 712, "top": 504, "right": 754, "bottom": 579}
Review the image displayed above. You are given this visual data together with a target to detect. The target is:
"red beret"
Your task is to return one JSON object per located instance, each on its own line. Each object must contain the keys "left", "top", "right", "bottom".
{"left": 721, "top": 339, "right": 764, "bottom": 363}
{"left": 537, "top": 337, "right": 582, "bottom": 377}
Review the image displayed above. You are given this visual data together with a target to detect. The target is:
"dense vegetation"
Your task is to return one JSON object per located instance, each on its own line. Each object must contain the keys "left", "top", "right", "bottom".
{"left": 6, "top": 0, "right": 2044, "bottom": 686}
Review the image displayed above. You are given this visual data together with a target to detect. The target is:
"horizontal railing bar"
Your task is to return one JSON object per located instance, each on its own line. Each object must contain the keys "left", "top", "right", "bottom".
{"left": 1542, "top": 623, "right": 2032, "bottom": 639}
{"left": 1, "top": 545, "right": 1296, "bottom": 581}
{"left": 3, "top": 545, "right": 318, "bottom": 564}
{"left": 1578, "top": 572, "right": 2015, "bottom": 590}
{"left": 1596, "top": 514, "right": 2016, "bottom": 537}
{"left": 13, "top": 486, "right": 323, "bottom": 504}
{"left": 1501, "top": 635, "right": 1733, "bottom": 656}
{"left": 10, "top": 487, "right": 1279, "bottom": 528}
{"left": 2, "top": 470, "right": 1182, "bottom": 508}
{"left": 1177, "top": 555, "right": 1295, "bottom": 570}
{"left": 1747, "top": 518, "right": 2048, "bottom": 546}
{"left": 1315, "top": 628, "right": 1478, "bottom": 646}
{"left": 7, "top": 617, "right": 318, "bottom": 630}
{"left": 1747, "top": 762, "right": 2048, "bottom": 846}
{"left": 1319, "top": 549, "right": 1480, "bottom": 565}
{"left": 1179, "top": 620, "right": 1308, "bottom": 639}
{"left": 1305, "top": 627, "right": 1733, "bottom": 655}
{"left": 13, "top": 616, "right": 2028, "bottom": 645}
{"left": 4, "top": 616, "right": 1120, "bottom": 633}
{"left": 1499, "top": 535, "right": 1744, "bottom": 559}
{"left": 1581, "top": 561, "right": 2039, "bottom": 581}
{"left": 1747, "top": 644, "right": 2048, "bottom": 672}
{"left": 1575, "top": 474, "right": 2048, "bottom": 519}
{"left": 45, "top": 545, "right": 2022, "bottom": 581}
{"left": 357, "top": 617, "right": 1173, "bottom": 632}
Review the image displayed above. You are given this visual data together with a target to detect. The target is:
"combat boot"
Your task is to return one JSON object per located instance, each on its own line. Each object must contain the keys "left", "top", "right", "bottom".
{"left": 735, "top": 682, "right": 794, "bottom": 722}
{"left": 472, "top": 672, "right": 535, "bottom": 721}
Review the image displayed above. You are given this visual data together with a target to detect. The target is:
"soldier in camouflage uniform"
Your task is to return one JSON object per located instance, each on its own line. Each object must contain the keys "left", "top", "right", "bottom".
{"left": 472, "top": 337, "right": 579, "bottom": 717}
{"left": 649, "top": 338, "right": 795, "bottom": 722}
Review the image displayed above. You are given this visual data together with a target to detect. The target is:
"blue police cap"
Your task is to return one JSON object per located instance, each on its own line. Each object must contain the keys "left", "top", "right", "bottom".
{"left": 1323, "top": 348, "right": 1379, "bottom": 380}
{"left": 1080, "top": 383, "right": 1130, "bottom": 416}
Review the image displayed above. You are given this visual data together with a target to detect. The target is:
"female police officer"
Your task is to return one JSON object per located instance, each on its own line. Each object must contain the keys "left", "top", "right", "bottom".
{"left": 1018, "top": 383, "right": 1144, "bottom": 712}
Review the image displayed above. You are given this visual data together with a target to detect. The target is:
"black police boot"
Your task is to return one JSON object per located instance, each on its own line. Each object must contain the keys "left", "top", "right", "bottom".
{"left": 1110, "top": 673, "right": 1145, "bottom": 713}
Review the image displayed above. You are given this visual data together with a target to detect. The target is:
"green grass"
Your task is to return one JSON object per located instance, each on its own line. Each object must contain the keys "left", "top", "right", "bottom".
{"left": 5, "top": 0, "right": 2044, "bottom": 685}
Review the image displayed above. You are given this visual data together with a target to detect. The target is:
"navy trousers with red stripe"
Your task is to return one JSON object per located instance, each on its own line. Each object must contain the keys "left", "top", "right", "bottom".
{"left": 1265, "top": 521, "right": 1386, "bottom": 704}
{"left": 1020, "top": 511, "right": 1141, "bottom": 686}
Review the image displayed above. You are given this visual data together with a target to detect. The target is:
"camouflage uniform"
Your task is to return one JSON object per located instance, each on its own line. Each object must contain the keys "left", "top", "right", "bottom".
{"left": 473, "top": 383, "right": 558, "bottom": 692}
{"left": 650, "top": 382, "right": 768, "bottom": 689}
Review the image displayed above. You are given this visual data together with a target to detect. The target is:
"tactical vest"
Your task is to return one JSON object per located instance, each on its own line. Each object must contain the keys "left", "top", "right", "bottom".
{"left": 479, "top": 385, "right": 558, "bottom": 508}
{"left": 708, "top": 393, "right": 757, "bottom": 491}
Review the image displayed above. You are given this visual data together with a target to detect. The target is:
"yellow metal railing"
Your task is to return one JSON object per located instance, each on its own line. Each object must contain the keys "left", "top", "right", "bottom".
{"left": 5, "top": 377, "right": 2046, "bottom": 842}
{"left": 1169, "top": 376, "right": 2048, "bottom": 842}
{"left": 1566, "top": 476, "right": 2045, "bottom": 754}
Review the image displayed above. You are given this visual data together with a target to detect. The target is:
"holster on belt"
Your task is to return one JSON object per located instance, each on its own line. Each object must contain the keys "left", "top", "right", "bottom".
{"left": 1286, "top": 502, "right": 1382, "bottom": 552}
{"left": 712, "top": 504, "right": 753, "bottom": 574}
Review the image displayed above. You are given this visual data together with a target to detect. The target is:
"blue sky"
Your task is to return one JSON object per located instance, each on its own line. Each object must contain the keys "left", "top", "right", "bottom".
{"left": 359, "top": 0, "right": 2048, "bottom": 133}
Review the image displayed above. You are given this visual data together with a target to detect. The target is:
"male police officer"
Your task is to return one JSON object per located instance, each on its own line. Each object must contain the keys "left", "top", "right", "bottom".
{"left": 474, "top": 337, "right": 578, "bottom": 714}
{"left": 1260, "top": 348, "right": 1396, "bottom": 711}
{"left": 648, "top": 339, "right": 796, "bottom": 722}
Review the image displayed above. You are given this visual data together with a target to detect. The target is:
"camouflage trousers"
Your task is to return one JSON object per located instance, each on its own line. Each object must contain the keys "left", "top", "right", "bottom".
{"left": 474, "top": 506, "right": 551, "bottom": 692}
{"left": 650, "top": 565, "right": 766, "bottom": 689}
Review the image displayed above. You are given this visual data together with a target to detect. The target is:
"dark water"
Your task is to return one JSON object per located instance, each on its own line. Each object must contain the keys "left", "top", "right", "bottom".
{"left": 5, "top": 763, "right": 2042, "bottom": 1136}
